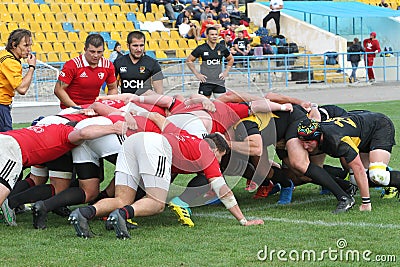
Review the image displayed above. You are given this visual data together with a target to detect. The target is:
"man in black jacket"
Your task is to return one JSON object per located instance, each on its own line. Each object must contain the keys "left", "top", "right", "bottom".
{"left": 347, "top": 38, "right": 364, "bottom": 83}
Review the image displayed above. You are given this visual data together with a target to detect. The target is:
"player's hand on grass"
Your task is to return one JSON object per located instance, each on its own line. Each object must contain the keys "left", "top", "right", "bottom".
{"left": 244, "top": 219, "right": 264, "bottom": 226}
{"left": 359, "top": 203, "right": 372, "bottom": 211}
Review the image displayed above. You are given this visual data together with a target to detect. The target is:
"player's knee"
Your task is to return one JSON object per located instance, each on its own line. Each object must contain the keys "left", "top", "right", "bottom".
{"left": 369, "top": 162, "right": 390, "bottom": 186}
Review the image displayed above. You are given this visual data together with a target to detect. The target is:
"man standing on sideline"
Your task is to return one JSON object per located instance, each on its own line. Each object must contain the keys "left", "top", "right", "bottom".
{"left": 186, "top": 27, "right": 234, "bottom": 99}
{"left": 0, "top": 29, "right": 36, "bottom": 131}
{"left": 262, "top": 0, "right": 284, "bottom": 36}
{"left": 54, "top": 34, "right": 118, "bottom": 109}
{"left": 363, "top": 32, "right": 381, "bottom": 83}
{"left": 347, "top": 37, "right": 364, "bottom": 83}
{"left": 114, "top": 31, "right": 164, "bottom": 95}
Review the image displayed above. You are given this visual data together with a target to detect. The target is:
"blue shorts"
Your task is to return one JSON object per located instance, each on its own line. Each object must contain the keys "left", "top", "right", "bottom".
{"left": 0, "top": 104, "right": 12, "bottom": 132}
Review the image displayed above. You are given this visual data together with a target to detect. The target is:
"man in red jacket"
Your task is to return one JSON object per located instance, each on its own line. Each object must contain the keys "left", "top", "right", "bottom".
{"left": 363, "top": 32, "right": 381, "bottom": 83}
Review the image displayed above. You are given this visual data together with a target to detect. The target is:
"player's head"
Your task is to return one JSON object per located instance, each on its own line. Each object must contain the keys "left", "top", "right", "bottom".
{"left": 6, "top": 29, "right": 33, "bottom": 59}
{"left": 127, "top": 31, "right": 145, "bottom": 59}
{"left": 204, "top": 133, "right": 230, "bottom": 162}
{"left": 84, "top": 34, "right": 104, "bottom": 66}
{"left": 297, "top": 119, "right": 322, "bottom": 153}
{"left": 206, "top": 27, "right": 219, "bottom": 43}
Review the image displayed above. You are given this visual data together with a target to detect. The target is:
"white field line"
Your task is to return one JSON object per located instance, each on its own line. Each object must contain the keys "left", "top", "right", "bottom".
{"left": 194, "top": 196, "right": 400, "bottom": 229}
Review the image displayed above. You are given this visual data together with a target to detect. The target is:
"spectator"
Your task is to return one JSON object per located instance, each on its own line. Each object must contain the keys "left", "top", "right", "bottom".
{"left": 210, "top": 0, "right": 222, "bottom": 14}
{"left": 179, "top": 17, "right": 201, "bottom": 40}
{"left": 220, "top": 33, "right": 235, "bottom": 54}
{"left": 54, "top": 34, "right": 117, "bottom": 109}
{"left": 218, "top": 5, "right": 231, "bottom": 29}
{"left": 347, "top": 37, "right": 364, "bottom": 83}
{"left": 0, "top": 29, "right": 36, "bottom": 132}
{"left": 200, "top": 6, "right": 215, "bottom": 22}
{"left": 263, "top": 0, "right": 284, "bottom": 36}
{"left": 176, "top": 7, "right": 193, "bottom": 28}
{"left": 109, "top": 42, "right": 124, "bottom": 63}
{"left": 188, "top": 0, "right": 205, "bottom": 22}
{"left": 223, "top": 0, "right": 237, "bottom": 14}
{"left": 200, "top": 14, "right": 221, "bottom": 38}
{"left": 232, "top": 30, "right": 253, "bottom": 66}
{"left": 363, "top": 32, "right": 381, "bottom": 83}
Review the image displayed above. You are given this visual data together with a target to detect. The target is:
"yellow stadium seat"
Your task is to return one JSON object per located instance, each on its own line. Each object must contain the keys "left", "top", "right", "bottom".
{"left": 170, "top": 30, "right": 180, "bottom": 40}
{"left": 68, "top": 32, "right": 80, "bottom": 42}
{"left": 46, "top": 32, "right": 58, "bottom": 43}
{"left": 19, "top": 22, "right": 29, "bottom": 30}
{"left": 70, "top": 52, "right": 80, "bottom": 58}
{"left": 151, "top": 31, "right": 161, "bottom": 40}
{"left": 104, "top": 22, "right": 115, "bottom": 31}
{"left": 93, "top": 22, "right": 105, "bottom": 32}
{"left": 47, "top": 53, "right": 60, "bottom": 62}
{"left": 41, "top": 23, "right": 53, "bottom": 33}
{"left": 111, "top": 32, "right": 122, "bottom": 42}
{"left": 114, "top": 21, "right": 126, "bottom": 32}
{"left": 66, "top": 13, "right": 77, "bottom": 23}
{"left": 116, "top": 13, "right": 127, "bottom": 21}
{"left": 29, "top": 22, "right": 42, "bottom": 33}
{"left": 120, "top": 3, "right": 131, "bottom": 13}
{"left": 136, "top": 12, "right": 146, "bottom": 22}
{"left": 106, "top": 13, "right": 117, "bottom": 22}
{"left": 178, "top": 39, "right": 189, "bottom": 49}
{"left": 53, "top": 42, "right": 64, "bottom": 53}
{"left": 71, "top": 3, "right": 81, "bottom": 13}
{"left": 0, "top": 4, "right": 7, "bottom": 14}
{"left": 176, "top": 49, "right": 186, "bottom": 58}
{"left": 37, "top": 54, "right": 47, "bottom": 62}
{"left": 97, "top": 13, "right": 107, "bottom": 22}
{"left": 73, "top": 22, "right": 84, "bottom": 31}
{"left": 87, "top": 13, "right": 97, "bottom": 23}
{"left": 78, "top": 32, "right": 88, "bottom": 41}
{"left": 51, "top": 22, "right": 63, "bottom": 32}
{"left": 159, "top": 5, "right": 165, "bottom": 14}
{"left": 39, "top": 4, "right": 51, "bottom": 13}
{"left": 7, "top": 4, "right": 19, "bottom": 13}
{"left": 44, "top": 13, "right": 56, "bottom": 23}
{"left": 155, "top": 50, "right": 167, "bottom": 59}
{"left": 60, "top": 4, "right": 72, "bottom": 13}
{"left": 75, "top": 42, "right": 84, "bottom": 53}
{"left": 158, "top": 40, "right": 169, "bottom": 50}
{"left": 64, "top": 0, "right": 75, "bottom": 3}
{"left": 76, "top": 13, "right": 86, "bottom": 23}
{"left": 100, "top": 3, "right": 111, "bottom": 13}
{"left": 55, "top": 13, "right": 66, "bottom": 22}
{"left": 125, "top": 21, "right": 135, "bottom": 31}
{"left": 19, "top": 5, "right": 30, "bottom": 14}
{"left": 29, "top": 3, "right": 40, "bottom": 13}
{"left": 146, "top": 13, "right": 156, "bottom": 21}
{"left": 0, "top": 13, "right": 13, "bottom": 23}
{"left": 111, "top": 5, "right": 121, "bottom": 14}
{"left": 64, "top": 43, "right": 75, "bottom": 53}
{"left": 83, "top": 22, "right": 95, "bottom": 32}
{"left": 50, "top": 4, "right": 61, "bottom": 13}
{"left": 187, "top": 39, "right": 197, "bottom": 48}
{"left": 155, "top": 12, "right": 164, "bottom": 21}
{"left": 34, "top": 13, "right": 46, "bottom": 23}
{"left": 22, "top": 12, "right": 34, "bottom": 22}
{"left": 168, "top": 40, "right": 179, "bottom": 50}
{"left": 31, "top": 43, "right": 43, "bottom": 54}
{"left": 148, "top": 40, "right": 159, "bottom": 50}
{"left": 186, "top": 49, "right": 193, "bottom": 56}
{"left": 12, "top": 13, "right": 24, "bottom": 23}
{"left": 60, "top": 52, "right": 71, "bottom": 62}
{"left": 91, "top": 4, "right": 102, "bottom": 13}
{"left": 160, "top": 31, "right": 170, "bottom": 40}
{"left": 34, "top": 32, "right": 46, "bottom": 42}
{"left": 57, "top": 32, "right": 68, "bottom": 42}
{"left": 42, "top": 43, "right": 54, "bottom": 53}
{"left": 81, "top": 4, "right": 91, "bottom": 13}
{"left": 143, "top": 31, "right": 151, "bottom": 40}
{"left": 151, "top": 4, "right": 159, "bottom": 13}
{"left": 7, "top": 22, "right": 18, "bottom": 32}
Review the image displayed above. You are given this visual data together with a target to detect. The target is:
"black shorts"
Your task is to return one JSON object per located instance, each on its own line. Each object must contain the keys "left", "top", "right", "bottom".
{"left": 198, "top": 82, "right": 226, "bottom": 96}
{"left": 369, "top": 114, "right": 396, "bottom": 153}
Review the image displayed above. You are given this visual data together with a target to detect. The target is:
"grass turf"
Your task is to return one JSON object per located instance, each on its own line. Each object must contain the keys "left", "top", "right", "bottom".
{"left": 2, "top": 101, "right": 400, "bottom": 266}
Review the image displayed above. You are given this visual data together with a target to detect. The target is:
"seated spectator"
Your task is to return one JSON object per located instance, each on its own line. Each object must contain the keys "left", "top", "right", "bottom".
{"left": 154, "top": 0, "right": 176, "bottom": 20}
{"left": 200, "top": 14, "right": 221, "bottom": 38}
{"left": 233, "top": 30, "right": 253, "bottom": 65}
{"left": 176, "top": 7, "right": 193, "bottom": 28}
{"left": 179, "top": 17, "right": 201, "bottom": 40}
{"left": 210, "top": 0, "right": 222, "bottom": 14}
{"left": 218, "top": 5, "right": 231, "bottom": 29}
{"left": 188, "top": 0, "right": 205, "bottom": 22}
{"left": 109, "top": 42, "right": 124, "bottom": 63}
{"left": 220, "top": 33, "right": 235, "bottom": 54}
{"left": 200, "top": 6, "right": 216, "bottom": 22}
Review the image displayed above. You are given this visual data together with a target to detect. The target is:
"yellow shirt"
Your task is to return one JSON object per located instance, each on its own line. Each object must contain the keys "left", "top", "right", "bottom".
{"left": 0, "top": 49, "right": 23, "bottom": 105}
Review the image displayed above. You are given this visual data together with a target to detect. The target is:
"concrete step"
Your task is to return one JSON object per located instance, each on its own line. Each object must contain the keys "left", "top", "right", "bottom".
{"left": 314, "top": 72, "right": 348, "bottom": 83}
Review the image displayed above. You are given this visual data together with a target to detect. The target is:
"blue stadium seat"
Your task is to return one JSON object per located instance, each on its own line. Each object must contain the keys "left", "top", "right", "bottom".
{"left": 134, "top": 21, "right": 141, "bottom": 30}
{"left": 100, "top": 32, "right": 111, "bottom": 41}
{"left": 127, "top": 12, "right": 137, "bottom": 22}
{"left": 146, "top": 51, "right": 156, "bottom": 59}
{"left": 104, "top": 0, "right": 115, "bottom": 4}
{"left": 107, "top": 40, "right": 116, "bottom": 50}
{"left": 34, "top": 0, "right": 46, "bottom": 4}
{"left": 62, "top": 22, "right": 78, "bottom": 32}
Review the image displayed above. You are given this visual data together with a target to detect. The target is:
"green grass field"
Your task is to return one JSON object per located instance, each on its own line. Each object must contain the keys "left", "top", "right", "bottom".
{"left": 2, "top": 101, "right": 400, "bottom": 266}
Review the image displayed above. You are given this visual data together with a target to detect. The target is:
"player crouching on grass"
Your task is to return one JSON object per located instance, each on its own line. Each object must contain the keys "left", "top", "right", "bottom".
{"left": 69, "top": 112, "right": 264, "bottom": 239}
{"left": 297, "top": 112, "right": 400, "bottom": 212}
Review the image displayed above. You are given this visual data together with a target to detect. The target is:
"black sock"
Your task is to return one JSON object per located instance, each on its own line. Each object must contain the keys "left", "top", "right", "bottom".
{"left": 332, "top": 177, "right": 352, "bottom": 192}
{"left": 180, "top": 174, "right": 209, "bottom": 205}
{"left": 8, "top": 178, "right": 36, "bottom": 199}
{"left": 9, "top": 184, "right": 55, "bottom": 209}
{"left": 323, "top": 165, "right": 348, "bottom": 180}
{"left": 79, "top": 205, "right": 97, "bottom": 220}
{"left": 42, "top": 187, "right": 86, "bottom": 212}
{"left": 120, "top": 205, "right": 134, "bottom": 219}
{"left": 388, "top": 170, "right": 400, "bottom": 188}
{"left": 270, "top": 166, "right": 291, "bottom": 188}
{"left": 305, "top": 163, "right": 350, "bottom": 200}
{"left": 90, "top": 190, "right": 109, "bottom": 204}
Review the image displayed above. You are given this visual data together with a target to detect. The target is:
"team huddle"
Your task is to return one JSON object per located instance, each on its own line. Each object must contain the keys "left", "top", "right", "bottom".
{"left": 1, "top": 29, "right": 400, "bottom": 240}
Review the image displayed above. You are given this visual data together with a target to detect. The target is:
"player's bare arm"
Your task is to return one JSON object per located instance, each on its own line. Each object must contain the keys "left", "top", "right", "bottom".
{"left": 54, "top": 80, "right": 78, "bottom": 107}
